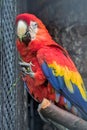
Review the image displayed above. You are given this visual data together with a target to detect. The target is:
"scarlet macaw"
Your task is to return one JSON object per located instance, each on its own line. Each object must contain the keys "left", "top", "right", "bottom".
{"left": 16, "top": 13, "right": 87, "bottom": 120}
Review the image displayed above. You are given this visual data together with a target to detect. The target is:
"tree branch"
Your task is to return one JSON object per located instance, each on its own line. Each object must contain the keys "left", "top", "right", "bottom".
{"left": 38, "top": 98, "right": 87, "bottom": 130}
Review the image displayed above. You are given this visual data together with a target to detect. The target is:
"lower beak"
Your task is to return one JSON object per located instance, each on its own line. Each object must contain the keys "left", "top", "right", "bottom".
{"left": 18, "top": 31, "right": 31, "bottom": 46}
{"left": 22, "top": 33, "right": 31, "bottom": 46}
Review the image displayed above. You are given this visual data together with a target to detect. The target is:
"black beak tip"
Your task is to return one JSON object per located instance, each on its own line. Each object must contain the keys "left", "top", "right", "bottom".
{"left": 22, "top": 36, "right": 31, "bottom": 46}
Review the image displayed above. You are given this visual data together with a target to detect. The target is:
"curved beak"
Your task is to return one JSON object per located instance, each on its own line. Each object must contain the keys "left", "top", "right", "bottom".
{"left": 18, "top": 31, "right": 31, "bottom": 46}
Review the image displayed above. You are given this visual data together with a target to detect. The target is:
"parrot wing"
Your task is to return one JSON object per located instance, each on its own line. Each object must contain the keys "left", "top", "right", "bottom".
{"left": 37, "top": 44, "right": 87, "bottom": 119}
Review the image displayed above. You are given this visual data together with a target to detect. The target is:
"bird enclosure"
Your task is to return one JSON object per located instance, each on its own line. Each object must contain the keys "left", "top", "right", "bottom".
{"left": 0, "top": 0, "right": 87, "bottom": 130}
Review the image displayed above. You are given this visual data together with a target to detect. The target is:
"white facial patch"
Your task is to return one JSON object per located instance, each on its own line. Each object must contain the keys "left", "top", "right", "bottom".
{"left": 29, "top": 21, "right": 38, "bottom": 40}
{"left": 17, "top": 20, "right": 27, "bottom": 38}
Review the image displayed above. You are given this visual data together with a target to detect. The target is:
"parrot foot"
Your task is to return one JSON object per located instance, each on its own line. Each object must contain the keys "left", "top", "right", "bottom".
{"left": 19, "top": 61, "right": 35, "bottom": 78}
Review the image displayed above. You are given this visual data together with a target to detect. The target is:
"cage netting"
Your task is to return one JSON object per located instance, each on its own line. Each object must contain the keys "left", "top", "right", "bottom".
{"left": 1, "top": 0, "right": 16, "bottom": 130}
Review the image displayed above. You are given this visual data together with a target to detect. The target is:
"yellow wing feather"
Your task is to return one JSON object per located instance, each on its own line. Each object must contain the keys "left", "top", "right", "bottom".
{"left": 48, "top": 61, "right": 87, "bottom": 101}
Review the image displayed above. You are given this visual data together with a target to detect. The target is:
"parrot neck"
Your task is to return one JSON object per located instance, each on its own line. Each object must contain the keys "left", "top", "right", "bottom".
{"left": 29, "top": 30, "right": 57, "bottom": 52}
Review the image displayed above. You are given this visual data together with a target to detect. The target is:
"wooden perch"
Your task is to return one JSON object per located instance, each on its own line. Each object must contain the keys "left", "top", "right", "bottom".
{"left": 38, "top": 98, "right": 87, "bottom": 130}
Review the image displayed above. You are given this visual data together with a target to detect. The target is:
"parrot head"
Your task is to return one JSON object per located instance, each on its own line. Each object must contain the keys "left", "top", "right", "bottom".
{"left": 16, "top": 13, "right": 51, "bottom": 46}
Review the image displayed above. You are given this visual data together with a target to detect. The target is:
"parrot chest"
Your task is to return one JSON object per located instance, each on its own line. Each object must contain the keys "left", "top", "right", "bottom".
{"left": 22, "top": 55, "right": 57, "bottom": 102}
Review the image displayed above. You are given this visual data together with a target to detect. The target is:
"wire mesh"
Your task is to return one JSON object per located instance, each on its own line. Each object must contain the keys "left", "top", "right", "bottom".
{"left": 0, "top": 1, "right": 2, "bottom": 129}
{"left": 1, "top": 0, "right": 16, "bottom": 129}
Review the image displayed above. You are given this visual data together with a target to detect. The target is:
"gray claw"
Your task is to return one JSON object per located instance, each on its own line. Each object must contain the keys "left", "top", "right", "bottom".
{"left": 24, "top": 71, "right": 35, "bottom": 78}
{"left": 19, "top": 61, "right": 35, "bottom": 67}
{"left": 19, "top": 61, "right": 35, "bottom": 78}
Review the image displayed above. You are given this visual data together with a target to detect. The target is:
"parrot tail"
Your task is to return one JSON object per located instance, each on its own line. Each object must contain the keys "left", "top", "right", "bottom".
{"left": 55, "top": 92, "right": 87, "bottom": 120}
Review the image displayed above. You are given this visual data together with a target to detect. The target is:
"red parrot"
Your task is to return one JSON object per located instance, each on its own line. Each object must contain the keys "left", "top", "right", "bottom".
{"left": 16, "top": 13, "right": 87, "bottom": 120}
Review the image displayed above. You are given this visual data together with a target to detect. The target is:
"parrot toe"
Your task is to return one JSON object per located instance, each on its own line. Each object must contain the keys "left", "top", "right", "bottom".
{"left": 19, "top": 61, "right": 35, "bottom": 78}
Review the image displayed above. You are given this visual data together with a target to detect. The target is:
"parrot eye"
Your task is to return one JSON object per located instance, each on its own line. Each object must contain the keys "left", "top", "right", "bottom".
{"left": 30, "top": 21, "right": 38, "bottom": 29}
{"left": 29, "top": 21, "right": 38, "bottom": 40}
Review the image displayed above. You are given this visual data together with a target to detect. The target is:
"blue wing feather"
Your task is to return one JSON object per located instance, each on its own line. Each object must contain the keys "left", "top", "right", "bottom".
{"left": 42, "top": 62, "right": 60, "bottom": 90}
{"left": 41, "top": 62, "right": 87, "bottom": 120}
